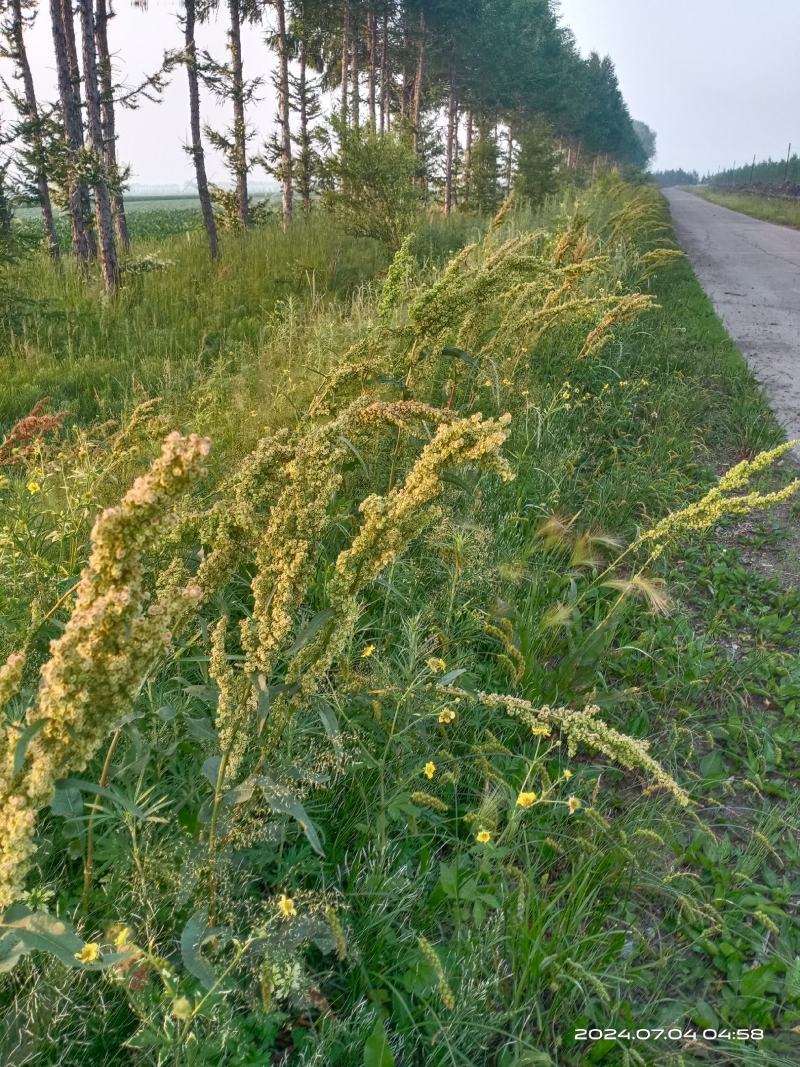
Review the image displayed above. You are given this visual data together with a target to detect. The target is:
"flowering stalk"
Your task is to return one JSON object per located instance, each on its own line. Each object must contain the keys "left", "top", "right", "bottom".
{"left": 0, "top": 433, "right": 210, "bottom": 911}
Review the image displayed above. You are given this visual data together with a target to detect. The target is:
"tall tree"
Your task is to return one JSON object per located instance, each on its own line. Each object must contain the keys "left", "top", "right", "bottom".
{"left": 94, "top": 0, "right": 129, "bottom": 250}
{"left": 182, "top": 0, "right": 218, "bottom": 258}
{"left": 227, "top": 0, "right": 249, "bottom": 226}
{"left": 78, "top": 0, "right": 120, "bottom": 291}
{"left": 269, "top": 0, "right": 293, "bottom": 226}
{"left": 1, "top": 0, "right": 60, "bottom": 259}
{"left": 49, "top": 0, "right": 92, "bottom": 263}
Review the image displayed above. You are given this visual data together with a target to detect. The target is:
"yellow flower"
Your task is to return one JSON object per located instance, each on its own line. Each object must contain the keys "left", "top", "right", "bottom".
{"left": 171, "top": 996, "right": 193, "bottom": 1020}
{"left": 426, "top": 657, "right": 446, "bottom": 674}
{"left": 74, "top": 942, "right": 101, "bottom": 964}
{"left": 438, "top": 708, "right": 456, "bottom": 724}
{"left": 26, "top": 481, "right": 41, "bottom": 494}
{"left": 516, "top": 791, "right": 538, "bottom": 808}
{"left": 531, "top": 724, "right": 551, "bottom": 737}
{"left": 278, "top": 894, "right": 297, "bottom": 918}
{"left": 476, "top": 829, "right": 492, "bottom": 844}
{"left": 567, "top": 796, "right": 581, "bottom": 814}
{"left": 562, "top": 769, "right": 573, "bottom": 780}
{"left": 361, "top": 644, "right": 376, "bottom": 658}
{"left": 111, "top": 925, "right": 132, "bottom": 949}
{"left": 424, "top": 761, "right": 436, "bottom": 780}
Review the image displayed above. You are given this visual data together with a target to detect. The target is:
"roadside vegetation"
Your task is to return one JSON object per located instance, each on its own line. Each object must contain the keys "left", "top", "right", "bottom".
{"left": 2, "top": 175, "right": 799, "bottom": 1065}
{"left": 694, "top": 187, "right": 800, "bottom": 230}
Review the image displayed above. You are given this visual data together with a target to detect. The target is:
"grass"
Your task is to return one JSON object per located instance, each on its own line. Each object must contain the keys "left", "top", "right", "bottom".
{"left": 1, "top": 182, "right": 799, "bottom": 1065}
{"left": 693, "top": 187, "right": 800, "bottom": 230}
{"left": 2, "top": 210, "right": 482, "bottom": 428}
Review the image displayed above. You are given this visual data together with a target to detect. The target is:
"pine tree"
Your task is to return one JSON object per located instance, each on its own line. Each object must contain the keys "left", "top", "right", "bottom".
{"left": 77, "top": 0, "right": 120, "bottom": 292}
{"left": 0, "top": 0, "right": 60, "bottom": 259}
{"left": 181, "top": 0, "right": 218, "bottom": 259}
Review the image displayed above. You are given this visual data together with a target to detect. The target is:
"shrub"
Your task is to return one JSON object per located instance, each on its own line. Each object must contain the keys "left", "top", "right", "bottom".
{"left": 322, "top": 123, "right": 423, "bottom": 249}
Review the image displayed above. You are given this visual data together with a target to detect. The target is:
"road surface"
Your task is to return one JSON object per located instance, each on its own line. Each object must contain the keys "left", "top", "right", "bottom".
{"left": 663, "top": 187, "right": 800, "bottom": 442}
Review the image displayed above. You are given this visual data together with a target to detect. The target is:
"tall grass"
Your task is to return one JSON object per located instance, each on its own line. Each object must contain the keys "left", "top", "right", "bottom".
{"left": 1, "top": 180, "right": 798, "bottom": 1065}
{"left": 1, "top": 212, "right": 480, "bottom": 428}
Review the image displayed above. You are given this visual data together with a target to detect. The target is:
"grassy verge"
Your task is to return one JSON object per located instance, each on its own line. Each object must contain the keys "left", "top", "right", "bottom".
{"left": 1, "top": 211, "right": 480, "bottom": 428}
{"left": 1, "top": 182, "right": 799, "bottom": 1065}
{"left": 694, "top": 187, "right": 800, "bottom": 229}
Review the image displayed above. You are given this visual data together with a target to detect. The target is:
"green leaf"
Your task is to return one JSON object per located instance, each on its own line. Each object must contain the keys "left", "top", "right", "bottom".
{"left": 1, "top": 909, "right": 83, "bottom": 967}
{"left": 50, "top": 783, "right": 84, "bottom": 819}
{"left": 336, "top": 434, "right": 370, "bottom": 476}
{"left": 363, "top": 1016, "right": 394, "bottom": 1067}
{"left": 286, "top": 608, "right": 335, "bottom": 658}
{"left": 180, "top": 911, "right": 228, "bottom": 991}
{"left": 0, "top": 932, "right": 26, "bottom": 973}
{"left": 257, "top": 779, "right": 324, "bottom": 856}
{"left": 441, "top": 345, "right": 479, "bottom": 369}
{"left": 691, "top": 998, "right": 719, "bottom": 1028}
{"left": 13, "top": 719, "right": 47, "bottom": 777}
{"left": 56, "top": 778, "right": 145, "bottom": 818}
{"left": 439, "top": 668, "right": 467, "bottom": 686}
{"left": 202, "top": 756, "right": 222, "bottom": 786}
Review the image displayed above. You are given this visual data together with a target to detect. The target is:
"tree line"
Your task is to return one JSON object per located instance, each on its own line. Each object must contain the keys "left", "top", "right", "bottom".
{"left": 0, "top": 0, "right": 654, "bottom": 292}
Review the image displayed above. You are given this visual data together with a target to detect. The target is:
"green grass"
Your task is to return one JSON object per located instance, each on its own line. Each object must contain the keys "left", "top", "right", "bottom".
{"left": 1, "top": 211, "right": 482, "bottom": 429}
{"left": 1, "top": 186, "right": 799, "bottom": 1065}
{"left": 694, "top": 187, "right": 800, "bottom": 230}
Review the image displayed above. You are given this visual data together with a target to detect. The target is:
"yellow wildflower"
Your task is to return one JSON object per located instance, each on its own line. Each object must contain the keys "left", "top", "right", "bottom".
{"left": 361, "top": 644, "right": 376, "bottom": 658}
{"left": 112, "top": 925, "right": 132, "bottom": 949}
{"left": 171, "top": 996, "right": 193, "bottom": 1020}
{"left": 424, "top": 761, "right": 436, "bottom": 780}
{"left": 562, "top": 769, "right": 573, "bottom": 780}
{"left": 426, "top": 657, "right": 446, "bottom": 674}
{"left": 567, "top": 796, "right": 581, "bottom": 814}
{"left": 26, "top": 481, "right": 41, "bottom": 494}
{"left": 438, "top": 708, "right": 456, "bottom": 724}
{"left": 74, "top": 942, "right": 101, "bottom": 964}
{"left": 476, "top": 829, "right": 492, "bottom": 844}
{"left": 278, "top": 894, "right": 297, "bottom": 918}
{"left": 516, "top": 791, "right": 538, "bottom": 808}
{"left": 531, "top": 724, "right": 551, "bottom": 737}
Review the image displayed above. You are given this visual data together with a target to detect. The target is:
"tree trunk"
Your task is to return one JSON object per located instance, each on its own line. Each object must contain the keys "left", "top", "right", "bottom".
{"left": 444, "top": 60, "right": 456, "bottom": 214}
{"left": 379, "top": 3, "right": 388, "bottom": 133}
{"left": 184, "top": 0, "right": 218, "bottom": 259}
{"left": 228, "top": 0, "right": 249, "bottom": 227}
{"left": 10, "top": 0, "right": 60, "bottom": 260}
{"left": 505, "top": 126, "right": 514, "bottom": 195}
{"left": 452, "top": 104, "right": 460, "bottom": 206}
{"left": 411, "top": 8, "right": 424, "bottom": 152}
{"left": 49, "top": 0, "right": 91, "bottom": 264}
{"left": 94, "top": 0, "right": 129, "bottom": 250}
{"left": 340, "top": 0, "right": 350, "bottom": 128}
{"left": 464, "top": 110, "right": 473, "bottom": 204}
{"left": 298, "top": 36, "right": 311, "bottom": 215}
{"left": 61, "top": 0, "right": 96, "bottom": 259}
{"left": 78, "top": 0, "right": 119, "bottom": 292}
{"left": 275, "top": 0, "right": 293, "bottom": 227}
{"left": 366, "top": 5, "right": 376, "bottom": 130}
{"left": 350, "top": 4, "right": 360, "bottom": 130}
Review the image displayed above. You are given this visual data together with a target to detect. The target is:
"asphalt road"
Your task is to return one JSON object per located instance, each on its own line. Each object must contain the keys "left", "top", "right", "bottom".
{"left": 663, "top": 187, "right": 800, "bottom": 443}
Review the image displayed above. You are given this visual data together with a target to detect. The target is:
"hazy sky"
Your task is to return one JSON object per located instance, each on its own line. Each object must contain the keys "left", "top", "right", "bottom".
{"left": 3, "top": 0, "right": 800, "bottom": 185}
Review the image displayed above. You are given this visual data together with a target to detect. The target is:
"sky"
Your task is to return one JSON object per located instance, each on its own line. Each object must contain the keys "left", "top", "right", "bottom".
{"left": 559, "top": 0, "right": 800, "bottom": 175}
{"left": 3, "top": 0, "right": 800, "bottom": 186}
